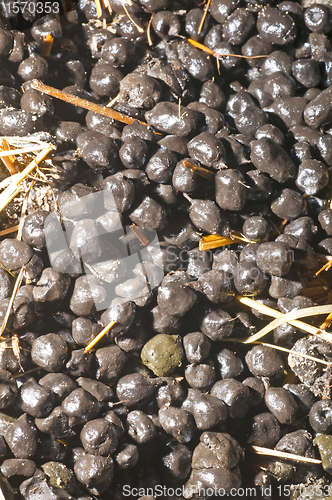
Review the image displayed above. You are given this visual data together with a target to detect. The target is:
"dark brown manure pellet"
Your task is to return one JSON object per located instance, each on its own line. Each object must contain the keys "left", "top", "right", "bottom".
{"left": 215, "top": 169, "right": 247, "bottom": 211}
{"left": 127, "top": 410, "right": 156, "bottom": 444}
{"left": 145, "top": 102, "right": 199, "bottom": 136}
{"left": 95, "top": 345, "right": 127, "bottom": 383}
{"left": 184, "top": 432, "right": 243, "bottom": 497}
{"left": 309, "top": 399, "right": 332, "bottom": 434}
{"left": 245, "top": 345, "right": 284, "bottom": 380}
{"left": 4, "top": 414, "right": 37, "bottom": 459}
{"left": 61, "top": 388, "right": 101, "bottom": 427}
{"left": 247, "top": 412, "right": 281, "bottom": 448}
{"left": 217, "top": 348, "right": 244, "bottom": 379}
{"left": 211, "top": 379, "right": 250, "bottom": 419}
{"left": 264, "top": 386, "right": 298, "bottom": 425}
{"left": 39, "top": 373, "right": 77, "bottom": 404}
{"left": 17, "top": 379, "right": 54, "bottom": 418}
{"left": 158, "top": 406, "right": 195, "bottom": 443}
{"left": 80, "top": 418, "right": 119, "bottom": 455}
{"left": 116, "top": 373, "right": 157, "bottom": 407}
{"left": 74, "top": 454, "right": 113, "bottom": 495}
{"left": 182, "top": 389, "right": 227, "bottom": 430}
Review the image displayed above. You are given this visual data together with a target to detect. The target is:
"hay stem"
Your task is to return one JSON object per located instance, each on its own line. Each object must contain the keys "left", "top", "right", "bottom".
{"left": 0, "top": 139, "right": 19, "bottom": 175}
{"left": 129, "top": 224, "right": 149, "bottom": 246}
{"left": 247, "top": 445, "right": 322, "bottom": 464}
{"left": 30, "top": 80, "right": 149, "bottom": 127}
{"left": 0, "top": 267, "right": 25, "bottom": 336}
{"left": 41, "top": 34, "right": 54, "bottom": 57}
{"left": 187, "top": 38, "right": 269, "bottom": 60}
{"left": 94, "top": 0, "right": 103, "bottom": 17}
{"left": 0, "top": 225, "right": 19, "bottom": 237}
{"left": 84, "top": 320, "right": 117, "bottom": 353}
{"left": 0, "top": 148, "right": 53, "bottom": 213}
{"left": 197, "top": 0, "right": 212, "bottom": 34}
{"left": 183, "top": 159, "right": 215, "bottom": 181}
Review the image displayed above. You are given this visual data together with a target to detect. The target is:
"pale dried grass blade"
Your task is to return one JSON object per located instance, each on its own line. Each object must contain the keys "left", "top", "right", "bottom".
{"left": 247, "top": 445, "right": 322, "bottom": 464}
{"left": 0, "top": 148, "right": 52, "bottom": 212}
{"left": 119, "top": 0, "right": 144, "bottom": 32}
{"left": 0, "top": 144, "right": 52, "bottom": 157}
{"left": 0, "top": 225, "right": 19, "bottom": 237}
{"left": 17, "top": 181, "right": 35, "bottom": 241}
{"left": 0, "top": 267, "right": 25, "bottom": 336}
{"left": 258, "top": 341, "right": 329, "bottom": 366}
{"left": 12, "top": 334, "right": 24, "bottom": 372}
{"left": 244, "top": 304, "right": 332, "bottom": 344}
{"left": 237, "top": 296, "right": 332, "bottom": 343}
{"left": 224, "top": 337, "right": 329, "bottom": 366}
{"left": 0, "top": 138, "right": 19, "bottom": 175}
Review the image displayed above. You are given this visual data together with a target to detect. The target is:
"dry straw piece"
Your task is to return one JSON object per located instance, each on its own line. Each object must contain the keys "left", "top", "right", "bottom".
{"left": 94, "top": 0, "right": 103, "bottom": 17}
{"left": 183, "top": 159, "right": 215, "bottom": 181}
{"left": 0, "top": 147, "right": 53, "bottom": 213}
{"left": 147, "top": 14, "right": 154, "bottom": 46}
{"left": 199, "top": 232, "right": 251, "bottom": 251}
{"left": 0, "top": 225, "right": 19, "bottom": 237}
{"left": 119, "top": 0, "right": 144, "bottom": 33}
{"left": 197, "top": 0, "right": 212, "bottom": 34}
{"left": 187, "top": 38, "right": 269, "bottom": 60}
{"left": 129, "top": 224, "right": 149, "bottom": 246}
{"left": 247, "top": 445, "right": 322, "bottom": 464}
{"left": 84, "top": 320, "right": 117, "bottom": 353}
{"left": 247, "top": 305, "right": 332, "bottom": 343}
{"left": 0, "top": 138, "right": 19, "bottom": 175}
{"left": 224, "top": 337, "right": 329, "bottom": 366}
{"left": 41, "top": 34, "right": 54, "bottom": 57}
{"left": 0, "top": 267, "right": 25, "bottom": 337}
{"left": 237, "top": 296, "right": 332, "bottom": 343}
{"left": 30, "top": 80, "right": 149, "bottom": 127}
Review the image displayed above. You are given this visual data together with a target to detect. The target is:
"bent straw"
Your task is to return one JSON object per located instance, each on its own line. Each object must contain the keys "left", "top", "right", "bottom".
{"left": 237, "top": 296, "right": 332, "bottom": 343}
